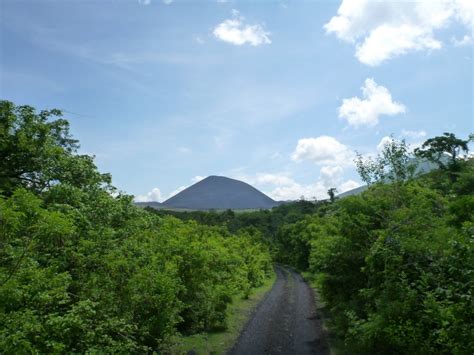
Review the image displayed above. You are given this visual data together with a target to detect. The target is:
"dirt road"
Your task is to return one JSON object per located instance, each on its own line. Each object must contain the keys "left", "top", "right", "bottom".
{"left": 228, "top": 265, "right": 329, "bottom": 355}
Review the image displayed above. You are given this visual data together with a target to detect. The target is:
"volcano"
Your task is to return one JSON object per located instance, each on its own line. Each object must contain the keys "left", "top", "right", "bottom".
{"left": 159, "top": 175, "right": 280, "bottom": 210}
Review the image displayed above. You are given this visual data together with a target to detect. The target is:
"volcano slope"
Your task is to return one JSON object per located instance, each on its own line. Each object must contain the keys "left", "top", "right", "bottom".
{"left": 161, "top": 175, "right": 280, "bottom": 210}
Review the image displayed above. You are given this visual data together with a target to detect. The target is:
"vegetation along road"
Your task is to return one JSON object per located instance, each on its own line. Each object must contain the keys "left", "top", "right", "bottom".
{"left": 229, "top": 265, "right": 329, "bottom": 355}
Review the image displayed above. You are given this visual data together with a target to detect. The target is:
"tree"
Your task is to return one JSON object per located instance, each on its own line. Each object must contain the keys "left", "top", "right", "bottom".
{"left": 355, "top": 136, "right": 416, "bottom": 185}
{"left": 0, "top": 100, "right": 111, "bottom": 195}
{"left": 414, "top": 132, "right": 469, "bottom": 171}
{"left": 327, "top": 187, "right": 337, "bottom": 202}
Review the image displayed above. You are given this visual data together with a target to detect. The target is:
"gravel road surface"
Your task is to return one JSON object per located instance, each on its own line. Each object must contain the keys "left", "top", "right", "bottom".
{"left": 228, "top": 265, "right": 329, "bottom": 355}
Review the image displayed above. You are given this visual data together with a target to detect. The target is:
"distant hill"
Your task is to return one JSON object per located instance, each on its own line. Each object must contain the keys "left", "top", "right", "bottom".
{"left": 139, "top": 176, "right": 281, "bottom": 211}
{"left": 337, "top": 185, "right": 368, "bottom": 198}
{"left": 336, "top": 157, "right": 444, "bottom": 199}
{"left": 135, "top": 201, "right": 163, "bottom": 209}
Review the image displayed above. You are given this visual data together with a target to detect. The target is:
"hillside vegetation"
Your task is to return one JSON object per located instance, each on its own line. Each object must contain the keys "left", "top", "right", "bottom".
{"left": 0, "top": 101, "right": 272, "bottom": 352}
{"left": 274, "top": 140, "right": 474, "bottom": 353}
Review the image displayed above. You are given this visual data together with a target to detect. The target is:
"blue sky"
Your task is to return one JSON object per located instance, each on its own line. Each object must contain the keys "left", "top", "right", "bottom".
{"left": 1, "top": 0, "right": 472, "bottom": 201}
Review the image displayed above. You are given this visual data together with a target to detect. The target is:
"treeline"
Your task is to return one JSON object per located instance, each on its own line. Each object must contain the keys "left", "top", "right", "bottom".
{"left": 148, "top": 199, "right": 325, "bottom": 250}
{"left": 275, "top": 137, "right": 474, "bottom": 353}
{"left": 0, "top": 101, "right": 272, "bottom": 352}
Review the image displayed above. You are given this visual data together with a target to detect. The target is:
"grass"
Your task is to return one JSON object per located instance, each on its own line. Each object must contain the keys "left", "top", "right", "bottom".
{"left": 169, "top": 272, "right": 276, "bottom": 355}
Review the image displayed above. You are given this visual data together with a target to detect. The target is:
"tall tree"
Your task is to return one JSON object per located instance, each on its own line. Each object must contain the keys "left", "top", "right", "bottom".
{"left": 414, "top": 132, "right": 469, "bottom": 171}
{"left": 327, "top": 187, "right": 337, "bottom": 202}
{"left": 355, "top": 137, "right": 416, "bottom": 185}
{"left": 0, "top": 100, "right": 110, "bottom": 195}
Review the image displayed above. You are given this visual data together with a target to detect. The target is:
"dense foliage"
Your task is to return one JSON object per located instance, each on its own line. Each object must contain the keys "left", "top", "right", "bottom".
{"left": 148, "top": 200, "right": 325, "bottom": 246}
{"left": 0, "top": 101, "right": 272, "bottom": 352}
{"left": 274, "top": 142, "right": 474, "bottom": 353}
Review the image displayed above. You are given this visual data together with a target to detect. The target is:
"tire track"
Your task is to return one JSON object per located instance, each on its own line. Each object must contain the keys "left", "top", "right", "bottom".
{"left": 228, "top": 265, "right": 329, "bottom": 355}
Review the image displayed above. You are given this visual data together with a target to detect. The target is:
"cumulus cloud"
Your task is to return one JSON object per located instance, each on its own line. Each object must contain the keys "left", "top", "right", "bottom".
{"left": 213, "top": 10, "right": 271, "bottom": 46}
{"left": 324, "top": 0, "right": 474, "bottom": 65}
{"left": 134, "top": 187, "right": 162, "bottom": 202}
{"left": 292, "top": 135, "right": 354, "bottom": 166}
{"left": 320, "top": 165, "right": 344, "bottom": 185}
{"left": 240, "top": 173, "right": 295, "bottom": 188}
{"left": 339, "top": 78, "right": 406, "bottom": 127}
{"left": 268, "top": 177, "right": 360, "bottom": 201}
{"left": 162, "top": 0, "right": 173, "bottom": 4}
{"left": 269, "top": 181, "right": 328, "bottom": 201}
{"left": 235, "top": 170, "right": 360, "bottom": 201}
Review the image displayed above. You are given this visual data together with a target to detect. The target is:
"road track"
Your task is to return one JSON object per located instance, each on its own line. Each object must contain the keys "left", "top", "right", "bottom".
{"left": 228, "top": 265, "right": 329, "bottom": 355}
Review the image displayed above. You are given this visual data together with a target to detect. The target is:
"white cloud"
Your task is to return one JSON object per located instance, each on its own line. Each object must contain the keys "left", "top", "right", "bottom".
{"left": 292, "top": 135, "right": 353, "bottom": 165}
{"left": 452, "top": 34, "right": 473, "bottom": 46}
{"left": 134, "top": 187, "right": 162, "bottom": 202}
{"left": 213, "top": 10, "right": 271, "bottom": 46}
{"left": 254, "top": 173, "right": 295, "bottom": 187}
{"left": 339, "top": 78, "right": 406, "bottom": 127}
{"left": 233, "top": 168, "right": 360, "bottom": 201}
{"left": 162, "top": 0, "right": 173, "bottom": 4}
{"left": 453, "top": 0, "right": 474, "bottom": 28}
{"left": 267, "top": 176, "right": 360, "bottom": 201}
{"left": 320, "top": 165, "right": 344, "bottom": 184}
{"left": 376, "top": 135, "right": 395, "bottom": 151}
{"left": 339, "top": 179, "right": 361, "bottom": 193}
{"left": 355, "top": 24, "right": 442, "bottom": 66}
{"left": 138, "top": 0, "right": 151, "bottom": 4}
{"left": 324, "top": 0, "right": 474, "bottom": 65}
{"left": 269, "top": 181, "right": 328, "bottom": 201}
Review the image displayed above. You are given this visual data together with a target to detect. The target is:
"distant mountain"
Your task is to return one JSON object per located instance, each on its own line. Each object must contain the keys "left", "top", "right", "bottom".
{"left": 156, "top": 176, "right": 280, "bottom": 210}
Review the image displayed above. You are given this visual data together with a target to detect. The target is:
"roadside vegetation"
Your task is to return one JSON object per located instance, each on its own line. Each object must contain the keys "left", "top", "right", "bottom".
{"left": 0, "top": 101, "right": 272, "bottom": 352}
{"left": 274, "top": 136, "right": 474, "bottom": 354}
{"left": 159, "top": 134, "right": 474, "bottom": 354}
{"left": 170, "top": 272, "right": 276, "bottom": 354}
